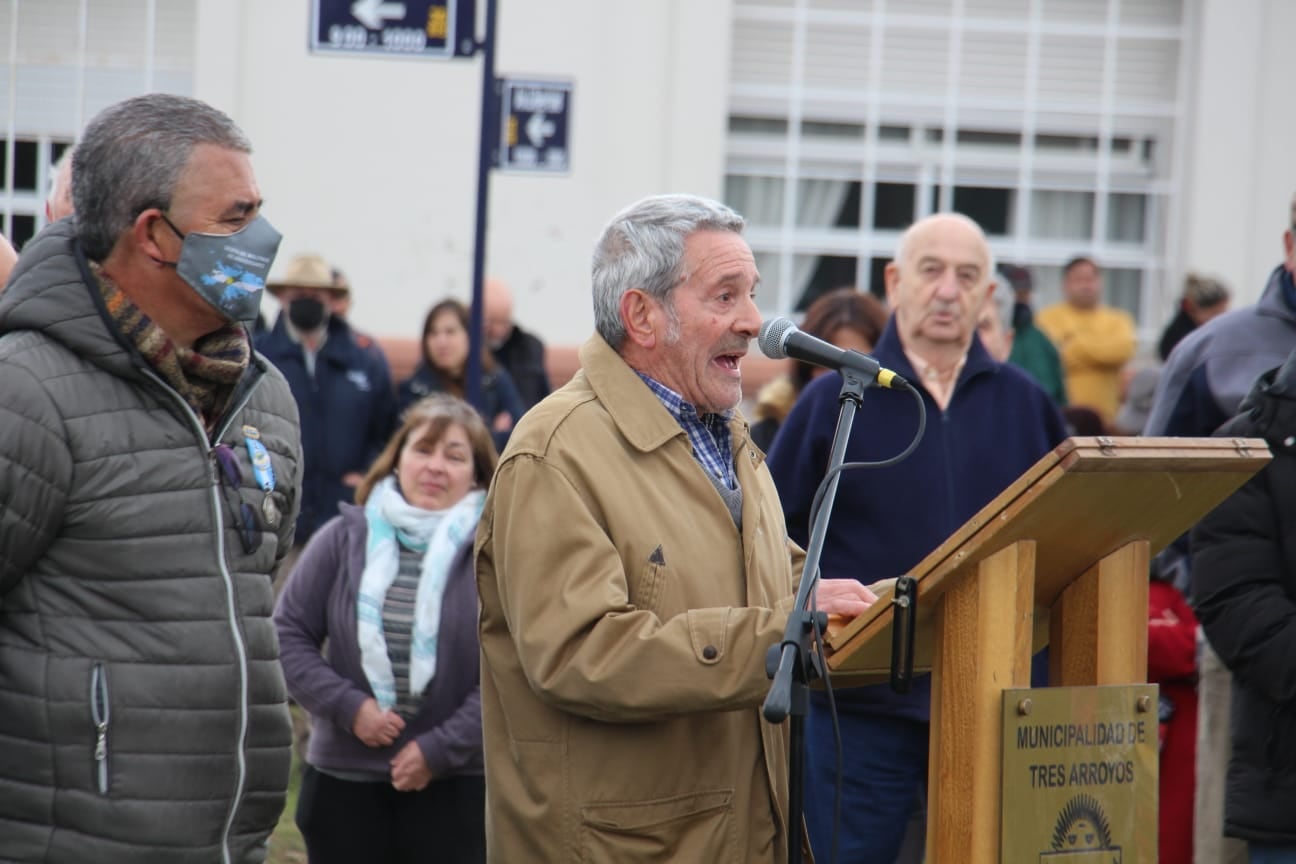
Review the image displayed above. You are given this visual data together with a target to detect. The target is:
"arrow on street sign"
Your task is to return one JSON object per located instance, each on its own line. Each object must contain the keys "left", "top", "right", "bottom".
{"left": 499, "top": 78, "right": 572, "bottom": 173}
{"left": 525, "top": 112, "right": 556, "bottom": 148}
{"left": 350, "top": 0, "right": 407, "bottom": 29}
{"left": 312, "top": 0, "right": 475, "bottom": 58}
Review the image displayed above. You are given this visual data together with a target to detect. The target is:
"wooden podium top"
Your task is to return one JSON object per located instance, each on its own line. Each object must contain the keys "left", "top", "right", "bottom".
{"left": 823, "top": 435, "right": 1271, "bottom": 679}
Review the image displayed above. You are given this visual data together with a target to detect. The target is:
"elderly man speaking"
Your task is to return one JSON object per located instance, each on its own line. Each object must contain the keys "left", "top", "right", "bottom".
{"left": 475, "top": 194, "right": 876, "bottom": 863}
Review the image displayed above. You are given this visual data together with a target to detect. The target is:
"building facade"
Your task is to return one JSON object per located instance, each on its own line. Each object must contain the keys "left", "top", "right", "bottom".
{"left": 0, "top": 0, "right": 1291, "bottom": 348}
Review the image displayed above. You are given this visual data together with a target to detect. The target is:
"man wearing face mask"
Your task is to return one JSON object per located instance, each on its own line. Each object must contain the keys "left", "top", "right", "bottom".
{"left": 257, "top": 253, "right": 397, "bottom": 572}
{"left": 0, "top": 94, "right": 303, "bottom": 863}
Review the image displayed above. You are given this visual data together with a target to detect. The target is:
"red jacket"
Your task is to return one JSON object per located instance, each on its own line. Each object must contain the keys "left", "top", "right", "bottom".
{"left": 1148, "top": 579, "right": 1198, "bottom": 864}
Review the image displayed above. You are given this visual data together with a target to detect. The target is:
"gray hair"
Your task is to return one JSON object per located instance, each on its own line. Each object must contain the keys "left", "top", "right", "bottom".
{"left": 591, "top": 194, "right": 745, "bottom": 349}
{"left": 73, "top": 93, "right": 252, "bottom": 260}
{"left": 47, "top": 146, "right": 74, "bottom": 211}
{"left": 989, "top": 269, "right": 1016, "bottom": 333}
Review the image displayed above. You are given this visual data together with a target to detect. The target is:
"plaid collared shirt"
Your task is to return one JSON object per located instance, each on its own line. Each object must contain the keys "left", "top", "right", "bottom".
{"left": 637, "top": 373, "right": 738, "bottom": 490}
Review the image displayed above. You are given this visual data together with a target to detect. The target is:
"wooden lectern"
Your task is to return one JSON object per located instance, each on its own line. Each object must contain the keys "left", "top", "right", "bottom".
{"left": 822, "top": 436, "right": 1271, "bottom": 863}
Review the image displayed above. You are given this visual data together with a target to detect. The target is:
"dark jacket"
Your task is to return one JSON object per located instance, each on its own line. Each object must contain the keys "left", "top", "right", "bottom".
{"left": 492, "top": 324, "right": 550, "bottom": 409}
{"left": 397, "top": 361, "right": 525, "bottom": 452}
{"left": 274, "top": 504, "right": 482, "bottom": 778}
{"left": 768, "top": 321, "right": 1067, "bottom": 720}
{"left": 257, "top": 316, "right": 397, "bottom": 544}
{"left": 1157, "top": 307, "right": 1197, "bottom": 362}
{"left": 1191, "top": 353, "right": 1296, "bottom": 844}
{"left": 0, "top": 220, "right": 303, "bottom": 863}
{"left": 1146, "top": 266, "right": 1296, "bottom": 437}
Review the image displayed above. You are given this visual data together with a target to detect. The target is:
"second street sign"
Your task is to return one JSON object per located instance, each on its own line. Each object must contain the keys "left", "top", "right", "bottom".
{"left": 499, "top": 79, "right": 573, "bottom": 174}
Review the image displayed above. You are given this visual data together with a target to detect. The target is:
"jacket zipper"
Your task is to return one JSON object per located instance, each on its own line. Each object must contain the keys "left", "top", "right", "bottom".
{"left": 139, "top": 366, "right": 264, "bottom": 864}
{"left": 90, "top": 663, "right": 110, "bottom": 795}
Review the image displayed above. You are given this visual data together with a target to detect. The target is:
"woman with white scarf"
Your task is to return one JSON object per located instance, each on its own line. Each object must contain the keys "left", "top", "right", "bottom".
{"left": 275, "top": 394, "right": 497, "bottom": 864}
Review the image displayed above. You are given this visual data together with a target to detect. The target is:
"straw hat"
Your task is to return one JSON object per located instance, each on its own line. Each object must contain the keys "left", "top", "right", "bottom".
{"left": 267, "top": 253, "right": 344, "bottom": 297}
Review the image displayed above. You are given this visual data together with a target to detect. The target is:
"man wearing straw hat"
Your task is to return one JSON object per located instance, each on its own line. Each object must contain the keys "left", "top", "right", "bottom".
{"left": 257, "top": 253, "right": 398, "bottom": 573}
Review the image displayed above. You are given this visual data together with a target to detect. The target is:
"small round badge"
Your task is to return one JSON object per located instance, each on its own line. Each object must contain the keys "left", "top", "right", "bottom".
{"left": 261, "top": 493, "right": 280, "bottom": 527}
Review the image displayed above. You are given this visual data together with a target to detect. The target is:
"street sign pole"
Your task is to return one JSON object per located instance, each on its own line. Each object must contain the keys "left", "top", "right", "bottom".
{"left": 309, "top": 0, "right": 496, "bottom": 412}
{"left": 466, "top": 0, "right": 497, "bottom": 413}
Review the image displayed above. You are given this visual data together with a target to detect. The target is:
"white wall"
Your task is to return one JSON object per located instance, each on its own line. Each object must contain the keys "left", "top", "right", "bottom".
{"left": 192, "top": 0, "right": 733, "bottom": 347}
{"left": 1180, "top": 0, "right": 1296, "bottom": 306}
{"left": 9, "top": 0, "right": 1295, "bottom": 341}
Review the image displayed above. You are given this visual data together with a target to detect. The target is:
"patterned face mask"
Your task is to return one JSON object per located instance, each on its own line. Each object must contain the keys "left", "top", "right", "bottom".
{"left": 161, "top": 213, "right": 282, "bottom": 323}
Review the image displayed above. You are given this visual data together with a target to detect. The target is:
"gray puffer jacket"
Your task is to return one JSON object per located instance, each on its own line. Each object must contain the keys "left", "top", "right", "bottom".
{"left": 0, "top": 220, "right": 303, "bottom": 863}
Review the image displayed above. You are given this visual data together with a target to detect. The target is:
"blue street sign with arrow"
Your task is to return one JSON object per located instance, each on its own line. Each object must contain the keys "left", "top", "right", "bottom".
{"left": 310, "top": 0, "right": 477, "bottom": 58}
{"left": 499, "top": 79, "right": 573, "bottom": 173}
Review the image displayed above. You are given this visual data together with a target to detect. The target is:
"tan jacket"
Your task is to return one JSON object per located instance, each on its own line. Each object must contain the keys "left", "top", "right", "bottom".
{"left": 476, "top": 334, "right": 802, "bottom": 863}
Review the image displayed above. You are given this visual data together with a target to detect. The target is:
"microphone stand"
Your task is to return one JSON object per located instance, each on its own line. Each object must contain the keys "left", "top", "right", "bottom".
{"left": 764, "top": 365, "right": 873, "bottom": 864}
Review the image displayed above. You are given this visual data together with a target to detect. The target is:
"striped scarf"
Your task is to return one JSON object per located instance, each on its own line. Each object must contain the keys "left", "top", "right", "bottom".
{"left": 93, "top": 262, "right": 250, "bottom": 430}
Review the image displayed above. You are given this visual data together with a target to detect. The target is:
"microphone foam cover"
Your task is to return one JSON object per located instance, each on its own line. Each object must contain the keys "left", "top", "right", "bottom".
{"left": 758, "top": 317, "right": 795, "bottom": 360}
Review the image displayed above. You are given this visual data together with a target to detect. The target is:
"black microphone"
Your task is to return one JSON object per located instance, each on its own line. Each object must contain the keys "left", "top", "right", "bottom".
{"left": 758, "top": 317, "right": 908, "bottom": 390}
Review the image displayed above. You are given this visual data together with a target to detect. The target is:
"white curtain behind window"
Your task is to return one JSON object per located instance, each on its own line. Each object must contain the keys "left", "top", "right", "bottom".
{"left": 724, "top": 175, "right": 849, "bottom": 314}
{"left": 1107, "top": 193, "right": 1147, "bottom": 243}
{"left": 1029, "top": 190, "right": 1094, "bottom": 241}
{"left": 724, "top": 175, "right": 784, "bottom": 225}
{"left": 790, "top": 178, "right": 850, "bottom": 304}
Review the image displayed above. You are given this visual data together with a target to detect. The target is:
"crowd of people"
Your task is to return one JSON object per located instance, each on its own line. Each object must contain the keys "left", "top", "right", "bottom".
{"left": 1, "top": 91, "right": 1294, "bottom": 864}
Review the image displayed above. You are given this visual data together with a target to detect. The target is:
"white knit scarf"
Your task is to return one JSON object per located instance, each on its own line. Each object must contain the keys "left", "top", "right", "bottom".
{"left": 356, "top": 476, "right": 484, "bottom": 710}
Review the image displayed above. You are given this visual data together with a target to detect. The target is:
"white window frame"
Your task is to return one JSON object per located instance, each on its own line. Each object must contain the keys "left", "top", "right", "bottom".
{"left": 727, "top": 0, "right": 1196, "bottom": 340}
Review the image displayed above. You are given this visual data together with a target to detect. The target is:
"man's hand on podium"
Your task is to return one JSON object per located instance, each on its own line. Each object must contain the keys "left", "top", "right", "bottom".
{"left": 814, "top": 579, "right": 878, "bottom": 620}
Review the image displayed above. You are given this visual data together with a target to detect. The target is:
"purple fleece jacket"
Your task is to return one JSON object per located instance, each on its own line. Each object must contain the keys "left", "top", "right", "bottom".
{"left": 273, "top": 503, "right": 483, "bottom": 777}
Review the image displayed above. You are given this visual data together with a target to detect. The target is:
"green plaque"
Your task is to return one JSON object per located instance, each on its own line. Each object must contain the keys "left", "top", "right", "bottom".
{"left": 1001, "top": 685, "right": 1158, "bottom": 863}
